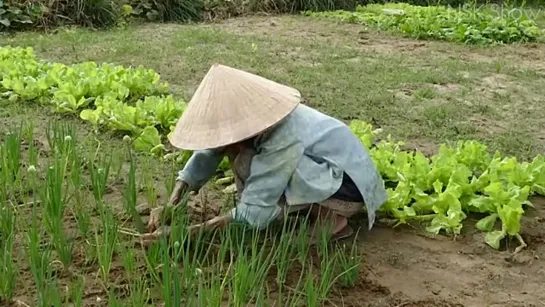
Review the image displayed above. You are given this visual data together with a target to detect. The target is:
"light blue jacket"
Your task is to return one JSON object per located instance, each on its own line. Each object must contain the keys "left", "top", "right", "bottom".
{"left": 178, "top": 104, "right": 387, "bottom": 230}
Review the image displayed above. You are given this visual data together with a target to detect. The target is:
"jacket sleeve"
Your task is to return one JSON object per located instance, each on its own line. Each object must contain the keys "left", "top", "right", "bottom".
{"left": 229, "top": 132, "right": 303, "bottom": 229}
{"left": 177, "top": 149, "right": 225, "bottom": 192}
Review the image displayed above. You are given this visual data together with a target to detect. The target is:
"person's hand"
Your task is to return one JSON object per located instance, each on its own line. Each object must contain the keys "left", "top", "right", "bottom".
{"left": 140, "top": 226, "right": 171, "bottom": 247}
{"left": 169, "top": 180, "right": 189, "bottom": 206}
{"left": 188, "top": 214, "right": 233, "bottom": 235}
{"left": 147, "top": 206, "right": 164, "bottom": 233}
{"left": 146, "top": 181, "right": 189, "bottom": 232}
{"left": 140, "top": 215, "right": 232, "bottom": 247}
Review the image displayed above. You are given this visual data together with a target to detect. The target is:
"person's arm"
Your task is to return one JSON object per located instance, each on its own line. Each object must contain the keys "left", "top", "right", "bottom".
{"left": 229, "top": 134, "right": 304, "bottom": 229}
{"left": 187, "top": 134, "right": 303, "bottom": 235}
{"left": 147, "top": 148, "right": 225, "bottom": 232}
{"left": 177, "top": 148, "right": 225, "bottom": 192}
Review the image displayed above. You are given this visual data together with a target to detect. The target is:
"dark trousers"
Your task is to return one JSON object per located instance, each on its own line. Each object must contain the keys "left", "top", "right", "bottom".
{"left": 331, "top": 173, "right": 364, "bottom": 203}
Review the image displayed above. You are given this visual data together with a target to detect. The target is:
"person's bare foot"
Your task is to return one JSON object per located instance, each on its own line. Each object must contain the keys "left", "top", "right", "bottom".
{"left": 309, "top": 208, "right": 350, "bottom": 244}
{"left": 333, "top": 215, "right": 348, "bottom": 234}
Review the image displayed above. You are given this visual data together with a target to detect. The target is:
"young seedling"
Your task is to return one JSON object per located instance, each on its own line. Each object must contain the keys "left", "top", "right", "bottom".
{"left": 336, "top": 242, "right": 362, "bottom": 288}
{"left": 62, "top": 135, "right": 84, "bottom": 239}
{"left": 296, "top": 221, "right": 311, "bottom": 265}
{"left": 110, "top": 149, "right": 124, "bottom": 185}
{"left": 129, "top": 276, "right": 151, "bottom": 307}
{"left": 230, "top": 227, "right": 276, "bottom": 306}
{"left": 305, "top": 266, "right": 319, "bottom": 307}
{"left": 171, "top": 260, "right": 184, "bottom": 307}
{"left": 69, "top": 275, "right": 85, "bottom": 307}
{"left": 125, "top": 148, "right": 144, "bottom": 233}
{"left": 47, "top": 122, "right": 79, "bottom": 208}
{"left": 73, "top": 199, "right": 91, "bottom": 240}
{"left": 286, "top": 244, "right": 311, "bottom": 305}
{"left": 254, "top": 284, "right": 271, "bottom": 306}
{"left": 0, "top": 202, "right": 17, "bottom": 302}
{"left": 283, "top": 269, "right": 306, "bottom": 307}
{"left": 142, "top": 238, "right": 162, "bottom": 286}
{"left": 44, "top": 281, "right": 63, "bottom": 307}
{"left": 26, "top": 125, "right": 38, "bottom": 172}
{"left": 121, "top": 245, "right": 151, "bottom": 305}
{"left": 197, "top": 265, "right": 227, "bottom": 307}
{"left": 169, "top": 196, "right": 216, "bottom": 304}
{"left": 195, "top": 227, "right": 230, "bottom": 306}
{"left": 108, "top": 288, "right": 123, "bottom": 307}
{"left": 41, "top": 158, "right": 73, "bottom": 270}
{"left": 95, "top": 205, "right": 118, "bottom": 285}
{"left": 68, "top": 145, "right": 83, "bottom": 195}
{"left": 121, "top": 245, "right": 137, "bottom": 277}
{"left": 170, "top": 203, "right": 211, "bottom": 295}
{"left": 316, "top": 225, "right": 339, "bottom": 301}
{"left": 0, "top": 132, "right": 22, "bottom": 199}
{"left": 142, "top": 159, "right": 158, "bottom": 208}
{"left": 46, "top": 121, "right": 77, "bottom": 161}
{"left": 231, "top": 254, "right": 252, "bottom": 306}
{"left": 164, "top": 160, "right": 177, "bottom": 197}
{"left": 88, "top": 149, "right": 112, "bottom": 210}
{"left": 84, "top": 238, "right": 98, "bottom": 267}
{"left": 160, "top": 235, "right": 175, "bottom": 307}
{"left": 21, "top": 121, "right": 35, "bottom": 146}
{"left": 316, "top": 218, "right": 334, "bottom": 258}
{"left": 275, "top": 216, "right": 297, "bottom": 285}
{"left": 27, "top": 204, "right": 53, "bottom": 305}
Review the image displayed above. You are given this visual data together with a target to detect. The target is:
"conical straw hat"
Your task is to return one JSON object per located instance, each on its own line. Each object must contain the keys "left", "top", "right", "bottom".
{"left": 169, "top": 64, "right": 301, "bottom": 150}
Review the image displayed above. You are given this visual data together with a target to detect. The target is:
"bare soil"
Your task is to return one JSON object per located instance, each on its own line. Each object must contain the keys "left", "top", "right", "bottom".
{"left": 354, "top": 199, "right": 545, "bottom": 307}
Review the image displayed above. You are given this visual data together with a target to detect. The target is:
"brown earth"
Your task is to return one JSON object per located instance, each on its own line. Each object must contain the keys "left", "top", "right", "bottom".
{"left": 353, "top": 199, "right": 545, "bottom": 307}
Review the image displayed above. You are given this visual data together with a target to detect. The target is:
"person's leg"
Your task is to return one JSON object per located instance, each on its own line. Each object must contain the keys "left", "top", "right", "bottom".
{"left": 308, "top": 172, "right": 364, "bottom": 242}
{"left": 309, "top": 205, "right": 347, "bottom": 234}
{"left": 308, "top": 204, "right": 356, "bottom": 244}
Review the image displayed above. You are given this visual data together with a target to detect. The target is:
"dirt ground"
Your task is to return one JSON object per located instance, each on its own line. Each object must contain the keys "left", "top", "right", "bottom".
{"left": 348, "top": 197, "right": 545, "bottom": 307}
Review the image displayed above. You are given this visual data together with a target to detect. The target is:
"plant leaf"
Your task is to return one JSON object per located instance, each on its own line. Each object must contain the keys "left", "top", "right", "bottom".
{"left": 80, "top": 109, "right": 101, "bottom": 126}
{"left": 134, "top": 126, "right": 161, "bottom": 153}
{"left": 485, "top": 230, "right": 506, "bottom": 249}
{"left": 476, "top": 214, "right": 497, "bottom": 232}
{"left": 0, "top": 18, "right": 10, "bottom": 27}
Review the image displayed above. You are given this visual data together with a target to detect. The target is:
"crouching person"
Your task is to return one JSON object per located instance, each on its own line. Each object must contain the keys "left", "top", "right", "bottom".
{"left": 140, "top": 64, "right": 387, "bottom": 245}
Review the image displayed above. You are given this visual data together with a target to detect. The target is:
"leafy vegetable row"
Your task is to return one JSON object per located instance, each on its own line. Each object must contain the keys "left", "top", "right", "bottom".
{"left": 0, "top": 46, "right": 185, "bottom": 157}
{"left": 350, "top": 120, "right": 544, "bottom": 250}
{"left": 304, "top": 3, "right": 544, "bottom": 44}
